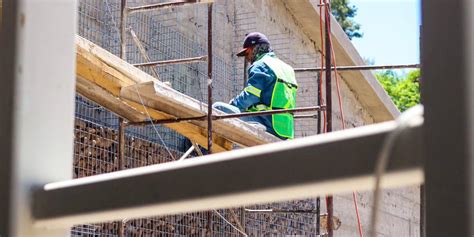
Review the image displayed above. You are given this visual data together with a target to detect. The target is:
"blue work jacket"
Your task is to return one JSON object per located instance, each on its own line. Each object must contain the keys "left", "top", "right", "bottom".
{"left": 229, "top": 52, "right": 278, "bottom": 133}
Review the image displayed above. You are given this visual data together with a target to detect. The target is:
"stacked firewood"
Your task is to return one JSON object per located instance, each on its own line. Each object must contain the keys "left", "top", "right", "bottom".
{"left": 72, "top": 118, "right": 316, "bottom": 236}
{"left": 245, "top": 200, "right": 317, "bottom": 236}
{"left": 73, "top": 119, "right": 181, "bottom": 177}
{"left": 123, "top": 215, "right": 207, "bottom": 236}
{"left": 124, "top": 137, "right": 178, "bottom": 169}
{"left": 71, "top": 222, "right": 121, "bottom": 236}
{"left": 73, "top": 119, "right": 118, "bottom": 178}
{"left": 73, "top": 119, "right": 197, "bottom": 236}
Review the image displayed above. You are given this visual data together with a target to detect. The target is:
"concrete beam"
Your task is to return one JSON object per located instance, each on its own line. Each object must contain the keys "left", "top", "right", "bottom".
{"left": 282, "top": 0, "right": 400, "bottom": 122}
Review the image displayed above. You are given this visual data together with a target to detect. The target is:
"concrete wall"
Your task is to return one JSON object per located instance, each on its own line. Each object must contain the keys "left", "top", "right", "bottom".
{"left": 231, "top": 1, "right": 420, "bottom": 236}
{"left": 232, "top": 0, "right": 375, "bottom": 137}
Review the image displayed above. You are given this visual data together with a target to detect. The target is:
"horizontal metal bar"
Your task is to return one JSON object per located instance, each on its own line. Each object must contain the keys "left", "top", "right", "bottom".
{"left": 212, "top": 106, "right": 325, "bottom": 120}
{"left": 127, "top": 0, "right": 198, "bottom": 14}
{"left": 32, "top": 120, "right": 423, "bottom": 227}
{"left": 127, "top": 115, "right": 207, "bottom": 126}
{"left": 133, "top": 56, "right": 208, "bottom": 67}
{"left": 294, "top": 64, "right": 420, "bottom": 73}
{"left": 127, "top": 106, "right": 325, "bottom": 126}
{"left": 245, "top": 208, "right": 319, "bottom": 214}
{"left": 294, "top": 114, "right": 318, "bottom": 119}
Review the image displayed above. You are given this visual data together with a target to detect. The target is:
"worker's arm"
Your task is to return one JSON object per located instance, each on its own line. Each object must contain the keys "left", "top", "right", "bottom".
{"left": 230, "top": 63, "right": 273, "bottom": 111}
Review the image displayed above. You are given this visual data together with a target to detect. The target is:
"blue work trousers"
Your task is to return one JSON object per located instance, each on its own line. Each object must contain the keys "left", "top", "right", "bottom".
{"left": 212, "top": 102, "right": 283, "bottom": 139}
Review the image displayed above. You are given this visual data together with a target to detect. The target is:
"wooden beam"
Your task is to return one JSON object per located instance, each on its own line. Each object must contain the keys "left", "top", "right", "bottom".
{"left": 75, "top": 35, "right": 279, "bottom": 151}
{"left": 121, "top": 81, "right": 280, "bottom": 147}
{"left": 75, "top": 35, "right": 232, "bottom": 152}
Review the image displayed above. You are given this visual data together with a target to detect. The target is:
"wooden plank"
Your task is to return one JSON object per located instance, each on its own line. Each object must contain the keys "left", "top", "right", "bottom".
{"left": 76, "top": 76, "right": 148, "bottom": 122}
{"left": 75, "top": 35, "right": 232, "bottom": 152}
{"left": 120, "top": 81, "right": 280, "bottom": 147}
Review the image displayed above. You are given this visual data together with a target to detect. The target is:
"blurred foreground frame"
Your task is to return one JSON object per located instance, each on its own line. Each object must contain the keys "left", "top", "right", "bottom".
{"left": 0, "top": 0, "right": 473, "bottom": 237}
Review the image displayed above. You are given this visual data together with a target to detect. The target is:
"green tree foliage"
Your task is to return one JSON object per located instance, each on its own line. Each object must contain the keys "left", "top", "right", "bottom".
{"left": 376, "top": 69, "right": 421, "bottom": 112}
{"left": 331, "top": 0, "right": 363, "bottom": 40}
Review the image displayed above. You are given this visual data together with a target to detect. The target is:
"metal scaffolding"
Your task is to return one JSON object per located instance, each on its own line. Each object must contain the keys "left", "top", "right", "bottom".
{"left": 3, "top": 0, "right": 470, "bottom": 237}
{"left": 74, "top": 0, "right": 421, "bottom": 236}
{"left": 0, "top": 0, "right": 424, "bottom": 236}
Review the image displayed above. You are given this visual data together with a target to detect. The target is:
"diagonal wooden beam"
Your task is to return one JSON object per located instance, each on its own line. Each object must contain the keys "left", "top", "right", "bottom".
{"left": 120, "top": 81, "right": 280, "bottom": 147}
{"left": 75, "top": 36, "right": 234, "bottom": 151}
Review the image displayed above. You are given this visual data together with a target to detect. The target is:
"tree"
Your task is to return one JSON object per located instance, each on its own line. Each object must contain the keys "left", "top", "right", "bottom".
{"left": 376, "top": 69, "right": 420, "bottom": 112}
{"left": 331, "top": 0, "right": 363, "bottom": 40}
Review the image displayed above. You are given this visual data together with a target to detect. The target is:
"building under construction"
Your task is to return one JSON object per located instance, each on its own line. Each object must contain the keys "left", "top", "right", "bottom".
{"left": 4, "top": 0, "right": 467, "bottom": 237}
{"left": 72, "top": 0, "right": 419, "bottom": 236}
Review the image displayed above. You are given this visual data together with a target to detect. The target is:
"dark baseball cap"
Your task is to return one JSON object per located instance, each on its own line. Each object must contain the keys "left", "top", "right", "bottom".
{"left": 236, "top": 32, "right": 270, "bottom": 57}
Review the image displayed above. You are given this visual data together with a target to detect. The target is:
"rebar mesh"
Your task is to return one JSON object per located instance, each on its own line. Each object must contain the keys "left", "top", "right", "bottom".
{"left": 72, "top": 0, "right": 322, "bottom": 236}
{"left": 245, "top": 200, "right": 318, "bottom": 236}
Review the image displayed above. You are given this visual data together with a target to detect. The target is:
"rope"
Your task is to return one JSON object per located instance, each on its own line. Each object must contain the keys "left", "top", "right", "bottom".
{"left": 133, "top": 84, "right": 177, "bottom": 160}
{"left": 370, "top": 105, "right": 423, "bottom": 237}
{"left": 323, "top": 1, "right": 363, "bottom": 236}
{"left": 213, "top": 210, "right": 248, "bottom": 237}
{"left": 103, "top": 0, "right": 178, "bottom": 161}
{"left": 105, "top": 0, "right": 178, "bottom": 160}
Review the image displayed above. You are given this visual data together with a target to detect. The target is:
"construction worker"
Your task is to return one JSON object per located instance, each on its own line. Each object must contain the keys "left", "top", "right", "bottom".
{"left": 213, "top": 32, "right": 298, "bottom": 140}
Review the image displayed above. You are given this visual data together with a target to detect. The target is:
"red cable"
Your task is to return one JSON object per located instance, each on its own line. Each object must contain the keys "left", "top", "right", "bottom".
{"left": 324, "top": 2, "right": 364, "bottom": 237}
{"left": 324, "top": 3, "right": 345, "bottom": 130}
{"left": 352, "top": 191, "right": 364, "bottom": 237}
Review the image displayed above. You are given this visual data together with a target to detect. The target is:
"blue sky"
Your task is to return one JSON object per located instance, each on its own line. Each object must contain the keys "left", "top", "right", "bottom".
{"left": 349, "top": 0, "right": 421, "bottom": 66}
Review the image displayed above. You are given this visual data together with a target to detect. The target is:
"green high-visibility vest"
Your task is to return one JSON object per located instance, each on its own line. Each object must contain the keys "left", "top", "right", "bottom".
{"left": 259, "top": 55, "right": 298, "bottom": 139}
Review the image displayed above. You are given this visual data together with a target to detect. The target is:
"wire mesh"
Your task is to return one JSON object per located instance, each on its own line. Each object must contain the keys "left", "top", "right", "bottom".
{"left": 245, "top": 200, "right": 319, "bottom": 236}
{"left": 73, "top": 0, "right": 322, "bottom": 236}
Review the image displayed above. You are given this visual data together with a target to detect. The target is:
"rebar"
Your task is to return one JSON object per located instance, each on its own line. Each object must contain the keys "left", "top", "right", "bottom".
{"left": 127, "top": 106, "right": 325, "bottom": 126}
{"left": 316, "top": 197, "right": 321, "bottom": 236}
{"left": 120, "top": 0, "right": 127, "bottom": 61}
{"left": 324, "top": 1, "right": 334, "bottom": 236}
{"left": 133, "top": 56, "right": 208, "bottom": 67}
{"left": 207, "top": 3, "right": 213, "bottom": 154}
{"left": 228, "top": 209, "right": 246, "bottom": 234}
{"left": 127, "top": 116, "right": 207, "bottom": 126}
{"left": 294, "top": 63, "right": 420, "bottom": 72}
{"left": 294, "top": 114, "right": 318, "bottom": 119}
{"left": 127, "top": 0, "right": 200, "bottom": 14}
{"left": 118, "top": 1, "right": 127, "bottom": 235}
{"left": 245, "top": 209, "right": 319, "bottom": 214}
{"left": 212, "top": 106, "right": 325, "bottom": 120}
{"left": 206, "top": 4, "right": 214, "bottom": 236}
{"left": 129, "top": 28, "right": 160, "bottom": 79}
{"left": 117, "top": 118, "right": 126, "bottom": 237}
